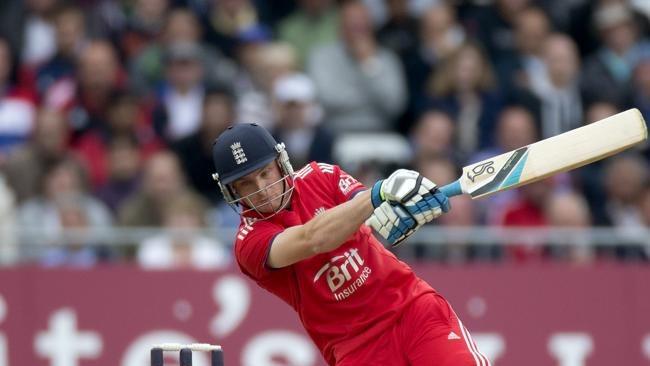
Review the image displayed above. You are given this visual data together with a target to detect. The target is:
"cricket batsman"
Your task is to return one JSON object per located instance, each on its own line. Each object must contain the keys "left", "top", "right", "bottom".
{"left": 211, "top": 123, "right": 490, "bottom": 365}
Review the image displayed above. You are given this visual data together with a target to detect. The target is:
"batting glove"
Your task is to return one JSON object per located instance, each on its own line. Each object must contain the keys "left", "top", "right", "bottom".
{"left": 370, "top": 169, "right": 451, "bottom": 225}
{"left": 366, "top": 201, "right": 419, "bottom": 246}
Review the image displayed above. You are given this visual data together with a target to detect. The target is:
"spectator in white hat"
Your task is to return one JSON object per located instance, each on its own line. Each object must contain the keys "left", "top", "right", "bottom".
{"left": 271, "top": 73, "right": 334, "bottom": 168}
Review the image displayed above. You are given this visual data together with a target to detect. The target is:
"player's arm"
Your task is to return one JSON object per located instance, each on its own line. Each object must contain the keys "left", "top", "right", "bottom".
{"left": 268, "top": 169, "right": 450, "bottom": 268}
{"left": 267, "top": 190, "right": 374, "bottom": 268}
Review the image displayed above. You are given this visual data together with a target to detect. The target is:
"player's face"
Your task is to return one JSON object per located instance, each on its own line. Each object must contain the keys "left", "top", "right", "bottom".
{"left": 232, "top": 161, "right": 286, "bottom": 214}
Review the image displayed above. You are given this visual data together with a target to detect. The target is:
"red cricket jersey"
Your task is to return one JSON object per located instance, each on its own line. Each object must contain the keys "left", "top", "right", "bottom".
{"left": 234, "top": 162, "right": 437, "bottom": 364}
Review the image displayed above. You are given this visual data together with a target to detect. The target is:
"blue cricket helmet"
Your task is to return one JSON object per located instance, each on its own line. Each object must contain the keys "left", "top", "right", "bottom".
{"left": 211, "top": 123, "right": 294, "bottom": 216}
{"left": 212, "top": 123, "right": 279, "bottom": 185}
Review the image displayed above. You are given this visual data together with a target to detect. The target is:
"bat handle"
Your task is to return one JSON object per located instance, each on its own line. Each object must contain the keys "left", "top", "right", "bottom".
{"left": 438, "top": 180, "right": 463, "bottom": 197}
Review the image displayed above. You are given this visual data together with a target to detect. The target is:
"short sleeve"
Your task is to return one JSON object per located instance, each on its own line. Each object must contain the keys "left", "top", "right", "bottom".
{"left": 320, "top": 163, "right": 366, "bottom": 203}
{"left": 234, "top": 220, "right": 284, "bottom": 280}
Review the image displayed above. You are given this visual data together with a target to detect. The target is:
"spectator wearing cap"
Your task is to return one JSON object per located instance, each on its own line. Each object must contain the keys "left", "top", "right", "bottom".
{"left": 129, "top": 8, "right": 238, "bottom": 97}
{"left": 581, "top": 2, "right": 650, "bottom": 107}
{"left": 308, "top": 0, "right": 406, "bottom": 133}
{"left": 152, "top": 41, "right": 207, "bottom": 143}
{"left": 271, "top": 73, "right": 334, "bottom": 169}
{"left": 278, "top": 0, "right": 339, "bottom": 67}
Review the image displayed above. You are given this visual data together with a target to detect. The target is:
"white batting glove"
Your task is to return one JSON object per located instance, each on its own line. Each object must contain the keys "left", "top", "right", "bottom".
{"left": 370, "top": 169, "right": 450, "bottom": 225}
{"left": 366, "top": 201, "right": 420, "bottom": 247}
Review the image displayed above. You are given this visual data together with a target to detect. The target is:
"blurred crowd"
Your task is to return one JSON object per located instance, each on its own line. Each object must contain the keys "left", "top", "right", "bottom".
{"left": 0, "top": 0, "right": 649, "bottom": 268}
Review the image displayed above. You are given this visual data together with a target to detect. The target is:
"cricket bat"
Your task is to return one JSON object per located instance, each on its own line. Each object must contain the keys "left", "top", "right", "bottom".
{"left": 438, "top": 108, "right": 648, "bottom": 199}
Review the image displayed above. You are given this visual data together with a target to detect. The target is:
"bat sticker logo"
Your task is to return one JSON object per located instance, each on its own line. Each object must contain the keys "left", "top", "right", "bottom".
{"left": 467, "top": 161, "right": 495, "bottom": 182}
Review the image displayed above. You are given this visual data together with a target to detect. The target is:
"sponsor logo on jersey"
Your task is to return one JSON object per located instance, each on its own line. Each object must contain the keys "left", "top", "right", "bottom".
{"left": 313, "top": 248, "right": 372, "bottom": 301}
{"left": 338, "top": 173, "right": 359, "bottom": 195}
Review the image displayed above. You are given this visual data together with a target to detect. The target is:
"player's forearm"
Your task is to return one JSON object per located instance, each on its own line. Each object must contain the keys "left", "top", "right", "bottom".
{"left": 306, "top": 190, "right": 373, "bottom": 254}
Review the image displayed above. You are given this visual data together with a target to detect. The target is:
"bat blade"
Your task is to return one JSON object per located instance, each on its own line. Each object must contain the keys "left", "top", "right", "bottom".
{"left": 439, "top": 108, "right": 648, "bottom": 199}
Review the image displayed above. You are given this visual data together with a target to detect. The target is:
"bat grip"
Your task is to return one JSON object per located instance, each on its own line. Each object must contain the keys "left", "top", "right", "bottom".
{"left": 438, "top": 180, "right": 463, "bottom": 197}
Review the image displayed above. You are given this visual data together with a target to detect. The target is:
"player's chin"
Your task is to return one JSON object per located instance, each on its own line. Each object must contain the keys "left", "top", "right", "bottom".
{"left": 256, "top": 197, "right": 283, "bottom": 214}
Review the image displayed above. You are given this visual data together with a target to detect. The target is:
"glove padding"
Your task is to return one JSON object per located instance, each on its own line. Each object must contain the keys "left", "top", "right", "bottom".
{"left": 366, "top": 201, "right": 419, "bottom": 247}
{"left": 371, "top": 169, "right": 450, "bottom": 225}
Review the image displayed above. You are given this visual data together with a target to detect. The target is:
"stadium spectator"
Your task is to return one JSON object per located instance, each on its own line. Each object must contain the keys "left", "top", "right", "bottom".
{"left": 639, "top": 183, "right": 650, "bottom": 258}
{"left": 118, "top": 151, "right": 206, "bottom": 227}
{"left": 236, "top": 41, "right": 298, "bottom": 128}
{"left": 278, "top": 0, "right": 339, "bottom": 67}
{"left": 632, "top": 57, "right": 650, "bottom": 124}
{"left": 472, "top": 106, "right": 539, "bottom": 225}
{"left": 129, "top": 8, "right": 238, "bottom": 97}
{"left": 410, "top": 109, "right": 459, "bottom": 163}
{"left": 39, "top": 194, "right": 112, "bottom": 267}
{"left": 0, "top": 0, "right": 59, "bottom": 68}
{"left": 0, "top": 0, "right": 646, "bottom": 266}
{"left": 199, "top": 0, "right": 265, "bottom": 59}
{"left": 308, "top": 0, "right": 406, "bottom": 133}
{"left": 0, "top": 37, "right": 36, "bottom": 158}
{"left": 423, "top": 42, "right": 503, "bottom": 154}
{"left": 465, "top": 0, "right": 532, "bottom": 61}
{"left": 43, "top": 40, "right": 124, "bottom": 141}
{"left": 35, "top": 6, "right": 88, "bottom": 98}
{"left": 602, "top": 153, "right": 649, "bottom": 260}
{"left": 499, "top": 178, "right": 555, "bottom": 263}
{"left": 118, "top": 0, "right": 170, "bottom": 59}
{"left": 95, "top": 136, "right": 142, "bottom": 214}
{"left": 0, "top": 173, "right": 17, "bottom": 266}
{"left": 173, "top": 87, "right": 235, "bottom": 204}
{"left": 271, "top": 73, "right": 334, "bottom": 169}
{"left": 581, "top": 2, "right": 650, "bottom": 107}
{"left": 137, "top": 192, "right": 229, "bottom": 270}
{"left": 498, "top": 7, "right": 550, "bottom": 90}
{"left": 530, "top": 34, "right": 583, "bottom": 137}
{"left": 575, "top": 101, "right": 621, "bottom": 224}
{"left": 400, "top": 3, "right": 465, "bottom": 132}
{"left": 2, "top": 108, "right": 69, "bottom": 204}
{"left": 376, "top": 0, "right": 419, "bottom": 61}
{"left": 71, "top": 91, "right": 161, "bottom": 189}
{"left": 17, "top": 158, "right": 113, "bottom": 262}
{"left": 545, "top": 192, "right": 594, "bottom": 264}
{"left": 151, "top": 41, "right": 207, "bottom": 143}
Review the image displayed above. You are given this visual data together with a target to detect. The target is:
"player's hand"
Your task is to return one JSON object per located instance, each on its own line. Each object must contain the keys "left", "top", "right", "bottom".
{"left": 365, "top": 201, "right": 419, "bottom": 247}
{"left": 370, "top": 169, "right": 450, "bottom": 225}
